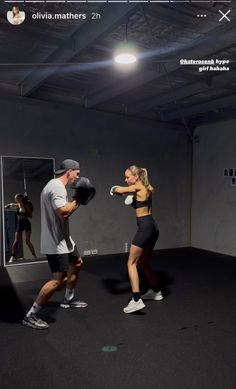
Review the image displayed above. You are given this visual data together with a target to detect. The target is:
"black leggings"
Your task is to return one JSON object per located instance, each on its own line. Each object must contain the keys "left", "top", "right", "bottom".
{"left": 132, "top": 215, "right": 159, "bottom": 249}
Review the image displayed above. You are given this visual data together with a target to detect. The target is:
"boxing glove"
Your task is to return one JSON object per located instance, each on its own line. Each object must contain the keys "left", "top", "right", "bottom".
{"left": 72, "top": 177, "right": 96, "bottom": 205}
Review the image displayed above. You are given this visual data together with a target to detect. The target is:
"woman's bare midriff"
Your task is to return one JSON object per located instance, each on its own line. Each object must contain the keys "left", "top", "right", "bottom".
{"left": 135, "top": 207, "right": 152, "bottom": 218}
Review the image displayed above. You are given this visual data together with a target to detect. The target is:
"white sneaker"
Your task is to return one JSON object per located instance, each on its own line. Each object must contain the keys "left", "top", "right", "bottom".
{"left": 123, "top": 298, "right": 146, "bottom": 314}
{"left": 141, "top": 289, "right": 163, "bottom": 301}
{"left": 9, "top": 256, "right": 17, "bottom": 263}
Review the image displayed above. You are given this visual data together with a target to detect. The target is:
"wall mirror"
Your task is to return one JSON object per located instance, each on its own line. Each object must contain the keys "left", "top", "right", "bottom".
{"left": 1, "top": 156, "right": 55, "bottom": 266}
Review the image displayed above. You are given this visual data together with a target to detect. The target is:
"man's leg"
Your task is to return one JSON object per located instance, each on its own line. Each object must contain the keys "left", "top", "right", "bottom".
{"left": 61, "top": 254, "right": 88, "bottom": 308}
{"left": 36, "top": 272, "right": 67, "bottom": 306}
{"left": 22, "top": 271, "right": 67, "bottom": 329}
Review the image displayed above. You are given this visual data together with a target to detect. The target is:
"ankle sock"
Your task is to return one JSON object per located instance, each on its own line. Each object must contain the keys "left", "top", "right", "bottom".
{"left": 133, "top": 292, "right": 141, "bottom": 302}
{"left": 26, "top": 302, "right": 42, "bottom": 317}
{"left": 152, "top": 285, "right": 160, "bottom": 293}
{"left": 65, "top": 288, "right": 74, "bottom": 301}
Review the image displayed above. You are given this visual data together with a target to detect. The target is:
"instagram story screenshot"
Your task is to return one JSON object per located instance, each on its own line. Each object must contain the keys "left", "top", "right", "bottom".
{"left": 0, "top": 1, "right": 235, "bottom": 389}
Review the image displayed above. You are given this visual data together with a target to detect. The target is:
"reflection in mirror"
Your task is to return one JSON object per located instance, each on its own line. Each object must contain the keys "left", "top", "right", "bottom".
{"left": 1, "top": 156, "right": 55, "bottom": 266}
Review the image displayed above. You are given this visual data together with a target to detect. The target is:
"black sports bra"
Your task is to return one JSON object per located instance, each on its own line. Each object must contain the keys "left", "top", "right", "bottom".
{"left": 16, "top": 206, "right": 27, "bottom": 216}
{"left": 132, "top": 195, "right": 152, "bottom": 210}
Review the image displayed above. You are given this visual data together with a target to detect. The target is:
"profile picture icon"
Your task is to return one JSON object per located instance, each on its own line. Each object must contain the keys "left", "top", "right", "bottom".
{"left": 7, "top": 6, "right": 25, "bottom": 25}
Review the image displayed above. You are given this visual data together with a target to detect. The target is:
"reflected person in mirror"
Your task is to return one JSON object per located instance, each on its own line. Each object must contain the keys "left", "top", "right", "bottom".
{"left": 5, "top": 193, "right": 37, "bottom": 263}
{"left": 22, "top": 159, "right": 88, "bottom": 330}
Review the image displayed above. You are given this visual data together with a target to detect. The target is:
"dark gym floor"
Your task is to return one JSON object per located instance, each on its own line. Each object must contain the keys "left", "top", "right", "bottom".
{"left": 0, "top": 248, "right": 235, "bottom": 389}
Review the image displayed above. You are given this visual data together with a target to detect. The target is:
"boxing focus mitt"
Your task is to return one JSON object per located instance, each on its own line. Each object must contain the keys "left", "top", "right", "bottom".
{"left": 71, "top": 177, "right": 96, "bottom": 205}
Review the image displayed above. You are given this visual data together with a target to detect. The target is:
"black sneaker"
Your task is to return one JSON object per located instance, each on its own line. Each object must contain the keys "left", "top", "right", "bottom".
{"left": 22, "top": 314, "right": 49, "bottom": 330}
{"left": 60, "top": 297, "right": 88, "bottom": 309}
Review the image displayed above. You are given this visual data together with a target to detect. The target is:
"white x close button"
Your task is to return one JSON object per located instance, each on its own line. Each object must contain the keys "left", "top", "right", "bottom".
{"left": 219, "top": 10, "right": 231, "bottom": 22}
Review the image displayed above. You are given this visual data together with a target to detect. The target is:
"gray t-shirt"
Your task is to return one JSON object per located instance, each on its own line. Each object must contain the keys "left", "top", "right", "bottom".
{"left": 40, "top": 178, "right": 75, "bottom": 254}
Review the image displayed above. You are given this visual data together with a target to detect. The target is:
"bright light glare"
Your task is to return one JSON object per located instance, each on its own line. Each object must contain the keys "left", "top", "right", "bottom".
{"left": 114, "top": 53, "right": 137, "bottom": 65}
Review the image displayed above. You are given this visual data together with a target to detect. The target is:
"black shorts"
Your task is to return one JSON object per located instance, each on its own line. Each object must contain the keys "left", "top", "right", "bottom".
{"left": 132, "top": 215, "right": 159, "bottom": 249}
{"left": 46, "top": 246, "right": 80, "bottom": 273}
{"left": 16, "top": 218, "right": 31, "bottom": 233}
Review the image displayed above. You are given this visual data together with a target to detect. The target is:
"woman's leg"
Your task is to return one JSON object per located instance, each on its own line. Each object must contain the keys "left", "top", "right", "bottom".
{"left": 123, "top": 244, "right": 146, "bottom": 313}
{"left": 138, "top": 247, "right": 163, "bottom": 300}
{"left": 127, "top": 244, "right": 144, "bottom": 292}
{"left": 11, "top": 231, "right": 21, "bottom": 256}
{"left": 138, "top": 247, "right": 158, "bottom": 287}
{"left": 25, "top": 230, "right": 36, "bottom": 256}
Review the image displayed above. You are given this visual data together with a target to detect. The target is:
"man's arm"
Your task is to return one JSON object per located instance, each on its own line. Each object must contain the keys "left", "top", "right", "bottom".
{"left": 56, "top": 199, "right": 79, "bottom": 219}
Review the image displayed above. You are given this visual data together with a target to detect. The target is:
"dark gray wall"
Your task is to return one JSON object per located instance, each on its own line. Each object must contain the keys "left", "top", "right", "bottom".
{"left": 191, "top": 119, "right": 236, "bottom": 257}
{"left": 0, "top": 98, "right": 192, "bottom": 273}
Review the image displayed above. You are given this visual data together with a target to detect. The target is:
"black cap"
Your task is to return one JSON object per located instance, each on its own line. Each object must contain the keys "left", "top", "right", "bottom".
{"left": 55, "top": 159, "right": 80, "bottom": 175}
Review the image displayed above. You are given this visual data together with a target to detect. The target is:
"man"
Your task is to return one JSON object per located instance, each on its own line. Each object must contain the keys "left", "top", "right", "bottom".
{"left": 22, "top": 159, "right": 87, "bottom": 329}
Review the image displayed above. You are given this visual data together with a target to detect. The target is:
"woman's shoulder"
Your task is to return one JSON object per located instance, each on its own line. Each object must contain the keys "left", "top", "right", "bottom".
{"left": 26, "top": 201, "right": 33, "bottom": 209}
{"left": 135, "top": 182, "right": 145, "bottom": 190}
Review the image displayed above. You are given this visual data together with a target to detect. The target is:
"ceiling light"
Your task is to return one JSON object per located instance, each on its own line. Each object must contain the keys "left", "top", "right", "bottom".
{"left": 114, "top": 52, "right": 137, "bottom": 65}
{"left": 113, "top": 20, "right": 137, "bottom": 67}
{"left": 113, "top": 43, "right": 137, "bottom": 67}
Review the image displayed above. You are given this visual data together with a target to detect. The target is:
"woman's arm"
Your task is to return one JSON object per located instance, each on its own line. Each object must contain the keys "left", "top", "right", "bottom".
{"left": 4, "top": 202, "right": 18, "bottom": 210}
{"left": 114, "top": 185, "right": 140, "bottom": 195}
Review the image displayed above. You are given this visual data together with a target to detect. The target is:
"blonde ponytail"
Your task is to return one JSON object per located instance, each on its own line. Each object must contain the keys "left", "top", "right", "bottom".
{"left": 128, "top": 165, "right": 154, "bottom": 193}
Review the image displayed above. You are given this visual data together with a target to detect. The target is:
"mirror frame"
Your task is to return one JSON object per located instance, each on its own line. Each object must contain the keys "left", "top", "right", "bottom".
{"left": 1, "top": 155, "right": 55, "bottom": 267}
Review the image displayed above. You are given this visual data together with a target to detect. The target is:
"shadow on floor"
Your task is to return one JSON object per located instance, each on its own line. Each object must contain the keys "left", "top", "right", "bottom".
{"left": 0, "top": 268, "right": 25, "bottom": 323}
{"left": 101, "top": 269, "right": 175, "bottom": 297}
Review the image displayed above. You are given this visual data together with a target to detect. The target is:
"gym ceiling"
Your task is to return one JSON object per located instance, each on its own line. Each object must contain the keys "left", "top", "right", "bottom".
{"left": 0, "top": 2, "right": 235, "bottom": 131}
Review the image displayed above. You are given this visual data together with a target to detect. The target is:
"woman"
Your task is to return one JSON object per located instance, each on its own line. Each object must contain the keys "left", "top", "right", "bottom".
{"left": 10, "top": 6, "right": 25, "bottom": 25}
{"left": 5, "top": 194, "right": 37, "bottom": 263}
{"left": 111, "top": 165, "right": 163, "bottom": 313}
